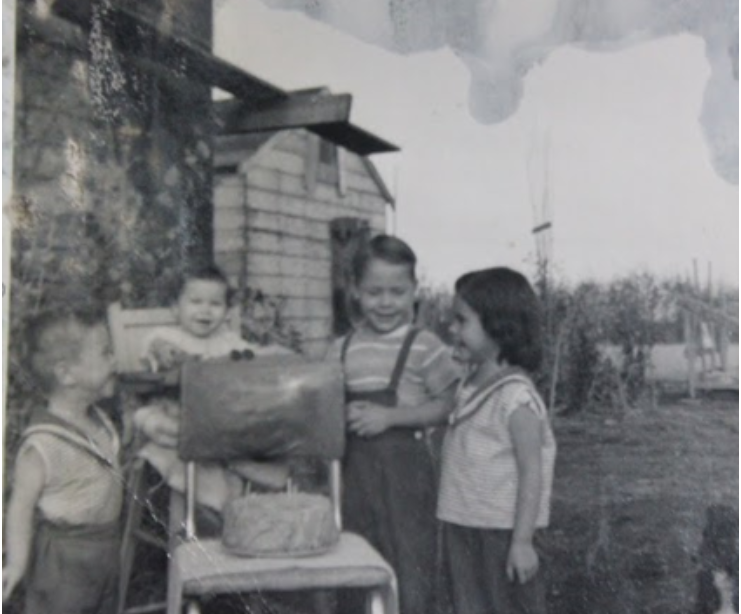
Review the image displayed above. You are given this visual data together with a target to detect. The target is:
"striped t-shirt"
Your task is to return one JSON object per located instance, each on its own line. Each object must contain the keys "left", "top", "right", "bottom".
{"left": 437, "top": 373, "right": 556, "bottom": 529}
{"left": 330, "top": 324, "right": 459, "bottom": 408}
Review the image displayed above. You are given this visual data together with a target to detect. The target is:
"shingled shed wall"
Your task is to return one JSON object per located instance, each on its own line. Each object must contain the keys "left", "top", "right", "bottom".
{"left": 214, "top": 129, "right": 389, "bottom": 357}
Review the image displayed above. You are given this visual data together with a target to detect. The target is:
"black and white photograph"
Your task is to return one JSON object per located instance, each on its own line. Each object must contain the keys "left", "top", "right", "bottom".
{"left": 2, "top": 1, "right": 738, "bottom": 613}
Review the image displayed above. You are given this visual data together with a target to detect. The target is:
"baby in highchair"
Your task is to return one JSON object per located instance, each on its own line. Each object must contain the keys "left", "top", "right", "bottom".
{"left": 133, "top": 265, "right": 290, "bottom": 517}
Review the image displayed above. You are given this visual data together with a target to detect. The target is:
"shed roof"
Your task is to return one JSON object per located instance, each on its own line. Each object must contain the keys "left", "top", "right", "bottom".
{"left": 214, "top": 129, "right": 395, "bottom": 206}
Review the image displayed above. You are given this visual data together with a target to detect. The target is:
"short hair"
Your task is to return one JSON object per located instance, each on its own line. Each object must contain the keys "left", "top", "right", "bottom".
{"left": 455, "top": 267, "right": 542, "bottom": 372}
{"left": 172, "top": 264, "right": 235, "bottom": 306}
{"left": 26, "top": 309, "right": 105, "bottom": 393}
{"left": 351, "top": 234, "right": 417, "bottom": 283}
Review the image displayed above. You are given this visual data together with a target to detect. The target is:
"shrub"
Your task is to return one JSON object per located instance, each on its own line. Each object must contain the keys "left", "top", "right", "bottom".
{"left": 416, "top": 271, "right": 693, "bottom": 415}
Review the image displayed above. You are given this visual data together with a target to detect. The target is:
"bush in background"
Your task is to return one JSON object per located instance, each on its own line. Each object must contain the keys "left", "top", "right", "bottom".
{"left": 414, "top": 271, "right": 728, "bottom": 415}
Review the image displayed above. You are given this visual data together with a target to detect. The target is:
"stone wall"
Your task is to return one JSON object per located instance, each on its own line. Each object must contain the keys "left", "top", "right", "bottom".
{"left": 12, "top": 2, "right": 214, "bottom": 315}
{"left": 7, "top": 1, "right": 214, "bottom": 447}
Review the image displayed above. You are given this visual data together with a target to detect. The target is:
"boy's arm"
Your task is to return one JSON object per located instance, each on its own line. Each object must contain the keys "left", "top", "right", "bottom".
{"left": 347, "top": 334, "right": 459, "bottom": 437}
{"left": 506, "top": 405, "right": 543, "bottom": 584}
{"left": 347, "top": 383, "right": 456, "bottom": 437}
{"left": 3, "top": 446, "right": 46, "bottom": 600}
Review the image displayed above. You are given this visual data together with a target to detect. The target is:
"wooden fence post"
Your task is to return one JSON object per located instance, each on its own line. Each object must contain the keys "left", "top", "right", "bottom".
{"left": 683, "top": 309, "right": 697, "bottom": 399}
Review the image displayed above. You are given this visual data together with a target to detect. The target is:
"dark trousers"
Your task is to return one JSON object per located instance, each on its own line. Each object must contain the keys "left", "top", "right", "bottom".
{"left": 342, "top": 430, "right": 438, "bottom": 614}
{"left": 443, "top": 522, "right": 547, "bottom": 614}
{"left": 25, "top": 519, "right": 120, "bottom": 614}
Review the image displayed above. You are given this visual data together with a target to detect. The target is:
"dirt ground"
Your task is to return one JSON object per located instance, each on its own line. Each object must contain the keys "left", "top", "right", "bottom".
{"left": 546, "top": 394, "right": 738, "bottom": 614}
{"left": 5, "top": 395, "right": 737, "bottom": 614}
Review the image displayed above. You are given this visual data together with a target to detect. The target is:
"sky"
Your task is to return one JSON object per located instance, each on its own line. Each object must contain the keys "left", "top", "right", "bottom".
{"left": 214, "top": 0, "right": 739, "bottom": 289}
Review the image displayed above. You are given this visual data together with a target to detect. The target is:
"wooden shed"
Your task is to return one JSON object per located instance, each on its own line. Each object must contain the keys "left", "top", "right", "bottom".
{"left": 212, "top": 96, "right": 397, "bottom": 358}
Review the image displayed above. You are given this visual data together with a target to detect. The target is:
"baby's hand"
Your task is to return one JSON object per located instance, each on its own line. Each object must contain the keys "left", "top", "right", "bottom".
{"left": 147, "top": 340, "right": 189, "bottom": 371}
{"left": 134, "top": 404, "right": 180, "bottom": 448}
{"left": 347, "top": 401, "right": 393, "bottom": 438}
{"left": 3, "top": 564, "right": 23, "bottom": 602}
{"left": 506, "top": 541, "right": 539, "bottom": 585}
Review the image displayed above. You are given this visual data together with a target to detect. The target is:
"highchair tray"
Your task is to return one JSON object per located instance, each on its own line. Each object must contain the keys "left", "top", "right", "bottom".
{"left": 117, "top": 370, "right": 180, "bottom": 394}
{"left": 178, "top": 356, "right": 345, "bottom": 462}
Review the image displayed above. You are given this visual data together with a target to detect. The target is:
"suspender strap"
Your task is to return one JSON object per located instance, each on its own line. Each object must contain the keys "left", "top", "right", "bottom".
{"left": 388, "top": 328, "right": 420, "bottom": 392}
{"left": 340, "top": 327, "right": 420, "bottom": 393}
{"left": 340, "top": 331, "right": 354, "bottom": 363}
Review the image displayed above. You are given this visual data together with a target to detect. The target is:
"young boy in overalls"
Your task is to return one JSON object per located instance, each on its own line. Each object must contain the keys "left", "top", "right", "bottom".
{"left": 331, "top": 235, "right": 459, "bottom": 614}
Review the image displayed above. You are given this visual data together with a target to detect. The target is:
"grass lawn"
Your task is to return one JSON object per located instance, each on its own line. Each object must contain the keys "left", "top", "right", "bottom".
{"left": 6, "top": 396, "right": 736, "bottom": 614}
{"left": 546, "top": 395, "right": 738, "bottom": 614}
{"left": 149, "top": 394, "right": 738, "bottom": 614}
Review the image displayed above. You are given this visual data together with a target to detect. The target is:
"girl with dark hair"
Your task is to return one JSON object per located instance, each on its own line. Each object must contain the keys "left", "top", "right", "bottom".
{"left": 437, "top": 267, "right": 556, "bottom": 614}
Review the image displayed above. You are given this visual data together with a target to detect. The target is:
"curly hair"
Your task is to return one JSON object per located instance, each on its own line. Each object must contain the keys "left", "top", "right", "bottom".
{"left": 26, "top": 308, "right": 105, "bottom": 393}
{"left": 455, "top": 267, "right": 542, "bottom": 372}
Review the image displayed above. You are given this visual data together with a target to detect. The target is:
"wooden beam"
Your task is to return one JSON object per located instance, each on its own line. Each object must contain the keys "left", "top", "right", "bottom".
{"left": 310, "top": 122, "right": 399, "bottom": 156}
{"left": 51, "top": 0, "right": 399, "bottom": 156}
{"left": 216, "top": 98, "right": 400, "bottom": 156}
{"left": 216, "top": 93, "right": 353, "bottom": 134}
{"left": 361, "top": 158, "right": 396, "bottom": 206}
{"left": 53, "top": 0, "right": 286, "bottom": 103}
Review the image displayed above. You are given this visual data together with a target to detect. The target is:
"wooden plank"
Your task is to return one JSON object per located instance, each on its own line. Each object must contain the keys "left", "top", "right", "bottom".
{"left": 214, "top": 185, "right": 244, "bottom": 211}
{"left": 279, "top": 173, "right": 308, "bottom": 197}
{"left": 246, "top": 230, "right": 331, "bottom": 260}
{"left": 343, "top": 168, "right": 381, "bottom": 194}
{"left": 213, "top": 228, "right": 243, "bottom": 252}
{"left": 54, "top": 0, "right": 286, "bottom": 104}
{"left": 359, "top": 192, "right": 388, "bottom": 214}
{"left": 247, "top": 275, "right": 332, "bottom": 299}
{"left": 337, "top": 147, "right": 347, "bottom": 197}
{"left": 214, "top": 175, "right": 244, "bottom": 191}
{"left": 361, "top": 158, "right": 395, "bottom": 205}
{"left": 282, "top": 298, "right": 333, "bottom": 319}
{"left": 263, "top": 149, "right": 306, "bottom": 177}
{"left": 247, "top": 253, "right": 331, "bottom": 280}
{"left": 304, "top": 133, "right": 320, "bottom": 195}
{"left": 312, "top": 184, "right": 384, "bottom": 215}
{"left": 247, "top": 190, "right": 282, "bottom": 214}
{"left": 218, "top": 92, "right": 352, "bottom": 134}
{"left": 309, "top": 122, "right": 399, "bottom": 156}
{"left": 245, "top": 210, "right": 327, "bottom": 242}
{"left": 213, "top": 208, "right": 245, "bottom": 230}
{"left": 342, "top": 151, "right": 369, "bottom": 175}
{"left": 283, "top": 215, "right": 328, "bottom": 241}
{"left": 275, "top": 131, "right": 309, "bottom": 156}
{"left": 216, "top": 100, "right": 399, "bottom": 156}
{"left": 246, "top": 168, "right": 281, "bottom": 192}
{"left": 280, "top": 195, "right": 308, "bottom": 218}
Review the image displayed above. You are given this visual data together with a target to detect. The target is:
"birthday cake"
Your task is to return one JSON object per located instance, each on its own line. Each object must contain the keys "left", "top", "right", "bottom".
{"left": 222, "top": 493, "right": 339, "bottom": 557}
